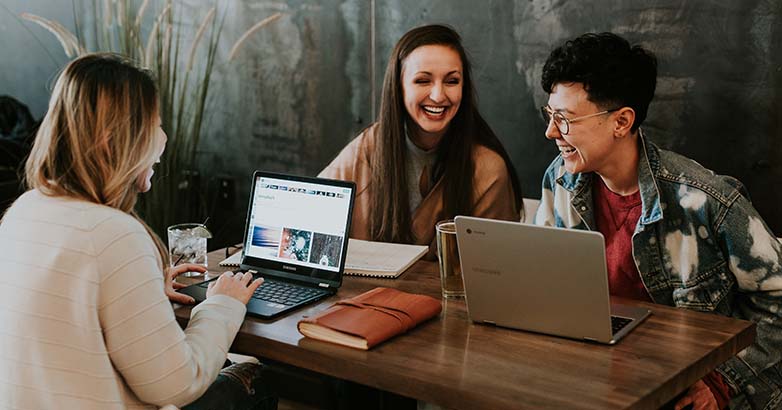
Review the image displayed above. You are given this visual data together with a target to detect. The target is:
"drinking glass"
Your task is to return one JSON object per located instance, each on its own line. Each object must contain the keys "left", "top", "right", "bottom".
{"left": 167, "top": 223, "right": 209, "bottom": 277}
{"left": 436, "top": 219, "right": 464, "bottom": 298}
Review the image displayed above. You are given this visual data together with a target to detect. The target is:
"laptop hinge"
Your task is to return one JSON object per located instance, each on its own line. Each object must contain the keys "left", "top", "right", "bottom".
{"left": 483, "top": 320, "right": 496, "bottom": 326}
{"left": 318, "top": 283, "right": 329, "bottom": 288}
{"left": 583, "top": 337, "right": 599, "bottom": 342}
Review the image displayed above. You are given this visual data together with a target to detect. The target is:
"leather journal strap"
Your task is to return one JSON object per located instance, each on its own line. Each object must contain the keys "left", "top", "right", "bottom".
{"left": 334, "top": 300, "right": 415, "bottom": 333}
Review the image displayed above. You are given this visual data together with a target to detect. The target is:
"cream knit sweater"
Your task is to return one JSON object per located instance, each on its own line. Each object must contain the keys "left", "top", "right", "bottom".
{"left": 0, "top": 190, "right": 246, "bottom": 409}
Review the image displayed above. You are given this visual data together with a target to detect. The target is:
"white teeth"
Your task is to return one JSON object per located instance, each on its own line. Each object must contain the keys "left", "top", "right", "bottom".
{"left": 423, "top": 106, "right": 446, "bottom": 114}
{"left": 559, "top": 146, "right": 576, "bottom": 154}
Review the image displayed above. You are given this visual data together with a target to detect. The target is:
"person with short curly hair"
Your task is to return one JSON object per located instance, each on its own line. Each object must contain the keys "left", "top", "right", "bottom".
{"left": 536, "top": 32, "right": 782, "bottom": 410}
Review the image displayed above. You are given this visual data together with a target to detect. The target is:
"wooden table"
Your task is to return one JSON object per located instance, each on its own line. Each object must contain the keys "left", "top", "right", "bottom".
{"left": 174, "top": 249, "right": 755, "bottom": 410}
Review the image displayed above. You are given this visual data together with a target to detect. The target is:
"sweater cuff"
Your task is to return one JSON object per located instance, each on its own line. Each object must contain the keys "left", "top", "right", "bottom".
{"left": 190, "top": 294, "right": 247, "bottom": 333}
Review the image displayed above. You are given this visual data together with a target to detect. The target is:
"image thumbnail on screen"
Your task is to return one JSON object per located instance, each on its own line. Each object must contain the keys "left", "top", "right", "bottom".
{"left": 279, "top": 228, "right": 312, "bottom": 261}
{"left": 250, "top": 225, "right": 281, "bottom": 259}
{"left": 309, "top": 233, "right": 343, "bottom": 268}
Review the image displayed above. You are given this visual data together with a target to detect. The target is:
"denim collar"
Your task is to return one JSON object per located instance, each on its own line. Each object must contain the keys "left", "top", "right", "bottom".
{"left": 555, "top": 129, "right": 664, "bottom": 226}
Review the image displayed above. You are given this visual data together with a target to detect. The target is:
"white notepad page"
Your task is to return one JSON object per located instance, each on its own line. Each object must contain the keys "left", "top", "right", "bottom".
{"left": 219, "top": 238, "right": 428, "bottom": 278}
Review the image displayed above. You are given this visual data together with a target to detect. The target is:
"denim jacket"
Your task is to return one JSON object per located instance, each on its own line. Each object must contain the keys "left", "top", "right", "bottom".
{"left": 534, "top": 133, "right": 782, "bottom": 410}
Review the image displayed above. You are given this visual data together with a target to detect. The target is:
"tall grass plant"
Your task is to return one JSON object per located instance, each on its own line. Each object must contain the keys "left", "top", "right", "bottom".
{"left": 20, "top": 0, "right": 281, "bottom": 236}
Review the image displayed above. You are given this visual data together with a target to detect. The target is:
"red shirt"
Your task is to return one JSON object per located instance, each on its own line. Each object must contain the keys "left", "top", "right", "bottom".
{"left": 592, "top": 177, "right": 730, "bottom": 408}
{"left": 592, "top": 177, "right": 650, "bottom": 302}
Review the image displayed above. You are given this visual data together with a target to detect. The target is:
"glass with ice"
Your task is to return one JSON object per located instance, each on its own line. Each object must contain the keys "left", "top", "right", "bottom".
{"left": 167, "top": 223, "right": 211, "bottom": 277}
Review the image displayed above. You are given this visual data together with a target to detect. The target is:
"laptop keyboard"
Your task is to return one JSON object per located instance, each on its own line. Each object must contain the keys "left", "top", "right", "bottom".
{"left": 251, "top": 279, "right": 328, "bottom": 306}
{"left": 195, "top": 276, "right": 328, "bottom": 306}
{"left": 611, "top": 316, "right": 633, "bottom": 335}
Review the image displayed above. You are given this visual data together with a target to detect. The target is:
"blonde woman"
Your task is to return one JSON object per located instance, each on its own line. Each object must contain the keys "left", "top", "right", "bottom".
{"left": 0, "top": 54, "right": 276, "bottom": 410}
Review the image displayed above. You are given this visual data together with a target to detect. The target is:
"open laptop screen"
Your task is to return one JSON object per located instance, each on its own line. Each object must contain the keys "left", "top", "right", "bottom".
{"left": 241, "top": 172, "right": 354, "bottom": 285}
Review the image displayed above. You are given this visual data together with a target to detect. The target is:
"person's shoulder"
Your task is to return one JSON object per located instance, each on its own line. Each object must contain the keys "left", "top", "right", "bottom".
{"left": 2, "top": 190, "right": 148, "bottom": 256}
{"left": 319, "top": 124, "right": 378, "bottom": 182}
{"left": 471, "top": 144, "right": 508, "bottom": 176}
{"left": 69, "top": 197, "right": 143, "bottom": 234}
{"left": 347, "top": 123, "right": 379, "bottom": 154}
{"left": 653, "top": 145, "right": 746, "bottom": 204}
{"left": 329, "top": 124, "right": 378, "bottom": 164}
{"left": 472, "top": 143, "right": 502, "bottom": 160}
{"left": 654, "top": 145, "right": 717, "bottom": 181}
{"left": 6, "top": 190, "right": 136, "bottom": 229}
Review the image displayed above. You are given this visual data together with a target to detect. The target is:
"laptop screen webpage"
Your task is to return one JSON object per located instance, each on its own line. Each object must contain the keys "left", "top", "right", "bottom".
{"left": 243, "top": 174, "right": 353, "bottom": 284}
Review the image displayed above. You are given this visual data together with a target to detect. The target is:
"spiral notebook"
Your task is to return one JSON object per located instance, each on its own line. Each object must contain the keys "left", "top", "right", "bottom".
{"left": 220, "top": 239, "right": 427, "bottom": 279}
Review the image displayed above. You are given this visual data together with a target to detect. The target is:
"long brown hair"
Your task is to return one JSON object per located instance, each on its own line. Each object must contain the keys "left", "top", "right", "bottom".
{"left": 370, "top": 24, "right": 522, "bottom": 243}
{"left": 25, "top": 53, "right": 169, "bottom": 267}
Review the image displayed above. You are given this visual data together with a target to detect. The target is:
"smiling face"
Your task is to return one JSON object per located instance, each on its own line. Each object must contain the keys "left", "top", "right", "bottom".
{"left": 545, "top": 82, "right": 620, "bottom": 175}
{"left": 401, "top": 44, "right": 463, "bottom": 149}
{"left": 136, "top": 114, "right": 167, "bottom": 193}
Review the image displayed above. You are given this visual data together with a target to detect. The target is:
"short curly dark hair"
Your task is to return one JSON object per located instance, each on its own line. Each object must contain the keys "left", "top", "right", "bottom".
{"left": 541, "top": 32, "right": 657, "bottom": 132}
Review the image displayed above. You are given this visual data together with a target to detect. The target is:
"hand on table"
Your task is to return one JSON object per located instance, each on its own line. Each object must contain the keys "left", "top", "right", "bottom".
{"left": 165, "top": 263, "right": 206, "bottom": 304}
{"left": 207, "top": 271, "right": 264, "bottom": 304}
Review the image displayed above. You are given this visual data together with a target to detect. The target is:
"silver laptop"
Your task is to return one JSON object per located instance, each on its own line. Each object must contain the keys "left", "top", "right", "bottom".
{"left": 454, "top": 216, "right": 650, "bottom": 344}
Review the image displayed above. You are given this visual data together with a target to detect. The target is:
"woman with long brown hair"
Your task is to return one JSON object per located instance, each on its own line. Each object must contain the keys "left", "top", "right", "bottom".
{"left": 0, "top": 53, "right": 275, "bottom": 410}
{"left": 320, "top": 24, "right": 521, "bottom": 254}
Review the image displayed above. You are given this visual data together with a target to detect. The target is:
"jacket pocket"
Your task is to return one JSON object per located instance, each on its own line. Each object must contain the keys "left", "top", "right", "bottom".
{"left": 741, "top": 364, "right": 782, "bottom": 410}
{"left": 672, "top": 262, "right": 734, "bottom": 312}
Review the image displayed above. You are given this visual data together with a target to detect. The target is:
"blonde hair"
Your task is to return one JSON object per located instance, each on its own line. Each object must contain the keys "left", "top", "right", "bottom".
{"left": 25, "top": 53, "right": 169, "bottom": 267}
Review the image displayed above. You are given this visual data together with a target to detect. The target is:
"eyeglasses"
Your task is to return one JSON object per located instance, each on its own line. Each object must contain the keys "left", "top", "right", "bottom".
{"left": 540, "top": 105, "right": 620, "bottom": 135}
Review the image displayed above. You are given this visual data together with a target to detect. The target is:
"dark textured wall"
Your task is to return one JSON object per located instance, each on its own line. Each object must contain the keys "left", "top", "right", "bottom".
{"left": 196, "top": 1, "right": 372, "bottom": 245}
{"left": 507, "top": 0, "right": 782, "bottom": 238}
{"left": 3, "top": 0, "right": 782, "bottom": 248}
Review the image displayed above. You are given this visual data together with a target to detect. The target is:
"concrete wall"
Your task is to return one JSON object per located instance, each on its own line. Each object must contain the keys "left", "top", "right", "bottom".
{"left": 198, "top": 1, "right": 371, "bottom": 244}
{"left": 2, "top": 0, "right": 782, "bottom": 248}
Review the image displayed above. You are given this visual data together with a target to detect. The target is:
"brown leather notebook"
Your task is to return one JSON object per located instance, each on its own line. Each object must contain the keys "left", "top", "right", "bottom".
{"left": 297, "top": 287, "right": 442, "bottom": 350}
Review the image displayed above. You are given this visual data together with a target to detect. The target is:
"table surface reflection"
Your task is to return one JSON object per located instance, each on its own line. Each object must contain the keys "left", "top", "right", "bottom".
{"left": 174, "top": 248, "right": 755, "bottom": 410}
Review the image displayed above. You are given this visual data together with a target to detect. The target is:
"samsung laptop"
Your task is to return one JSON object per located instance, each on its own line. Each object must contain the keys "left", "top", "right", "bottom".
{"left": 454, "top": 216, "right": 650, "bottom": 344}
{"left": 180, "top": 171, "right": 355, "bottom": 319}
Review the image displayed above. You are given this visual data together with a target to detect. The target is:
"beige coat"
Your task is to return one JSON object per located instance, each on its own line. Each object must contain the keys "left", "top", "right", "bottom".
{"left": 319, "top": 125, "right": 519, "bottom": 258}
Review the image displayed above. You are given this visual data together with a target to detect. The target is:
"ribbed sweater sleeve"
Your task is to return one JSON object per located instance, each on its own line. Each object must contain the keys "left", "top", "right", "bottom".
{"left": 95, "top": 215, "right": 246, "bottom": 408}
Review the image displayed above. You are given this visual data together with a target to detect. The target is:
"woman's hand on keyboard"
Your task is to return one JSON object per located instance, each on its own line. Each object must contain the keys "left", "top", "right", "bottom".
{"left": 206, "top": 271, "right": 264, "bottom": 304}
{"left": 165, "top": 263, "right": 206, "bottom": 304}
